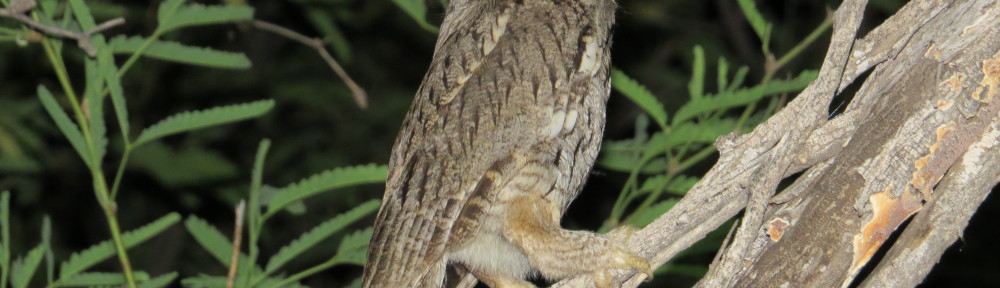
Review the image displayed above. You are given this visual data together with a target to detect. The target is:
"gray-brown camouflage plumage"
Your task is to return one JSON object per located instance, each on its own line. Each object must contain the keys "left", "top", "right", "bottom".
{"left": 362, "top": 0, "right": 649, "bottom": 287}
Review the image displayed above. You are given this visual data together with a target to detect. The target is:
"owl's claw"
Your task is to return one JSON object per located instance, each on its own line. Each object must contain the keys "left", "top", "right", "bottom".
{"left": 596, "top": 225, "right": 653, "bottom": 286}
{"left": 592, "top": 250, "right": 652, "bottom": 288}
{"left": 612, "top": 246, "right": 653, "bottom": 280}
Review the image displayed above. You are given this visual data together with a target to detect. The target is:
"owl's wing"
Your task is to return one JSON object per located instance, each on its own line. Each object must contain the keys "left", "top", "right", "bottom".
{"left": 361, "top": 2, "right": 524, "bottom": 287}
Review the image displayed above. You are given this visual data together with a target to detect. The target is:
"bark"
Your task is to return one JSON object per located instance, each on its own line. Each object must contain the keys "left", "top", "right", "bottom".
{"left": 553, "top": 0, "right": 1000, "bottom": 287}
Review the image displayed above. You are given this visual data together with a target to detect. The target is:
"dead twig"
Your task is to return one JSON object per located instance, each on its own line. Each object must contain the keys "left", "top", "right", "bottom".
{"left": 226, "top": 200, "right": 247, "bottom": 288}
{"left": 0, "top": 0, "right": 124, "bottom": 56}
{"left": 252, "top": 20, "right": 369, "bottom": 109}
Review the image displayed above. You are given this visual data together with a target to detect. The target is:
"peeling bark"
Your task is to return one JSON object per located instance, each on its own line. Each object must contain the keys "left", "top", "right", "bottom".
{"left": 552, "top": 0, "right": 1000, "bottom": 287}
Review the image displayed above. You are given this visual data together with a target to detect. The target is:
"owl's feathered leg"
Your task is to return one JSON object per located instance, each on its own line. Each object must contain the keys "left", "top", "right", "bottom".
{"left": 503, "top": 195, "right": 651, "bottom": 288}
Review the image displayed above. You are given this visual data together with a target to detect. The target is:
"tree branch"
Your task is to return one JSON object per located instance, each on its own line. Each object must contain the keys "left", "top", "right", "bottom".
{"left": 0, "top": 0, "right": 124, "bottom": 56}
{"left": 552, "top": 0, "right": 1000, "bottom": 287}
{"left": 251, "top": 20, "right": 368, "bottom": 109}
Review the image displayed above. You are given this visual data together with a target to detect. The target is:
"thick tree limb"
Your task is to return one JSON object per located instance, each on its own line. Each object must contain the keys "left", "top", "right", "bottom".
{"left": 552, "top": 0, "right": 999, "bottom": 287}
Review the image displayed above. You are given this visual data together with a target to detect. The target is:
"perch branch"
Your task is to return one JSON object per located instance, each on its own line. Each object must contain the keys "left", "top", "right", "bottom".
{"left": 552, "top": 0, "right": 872, "bottom": 287}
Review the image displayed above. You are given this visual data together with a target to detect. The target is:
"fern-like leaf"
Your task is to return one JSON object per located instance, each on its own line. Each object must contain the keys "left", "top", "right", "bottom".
{"left": 184, "top": 216, "right": 237, "bottom": 268}
{"left": 643, "top": 119, "right": 736, "bottom": 158}
{"left": 10, "top": 244, "right": 45, "bottom": 288}
{"left": 265, "top": 164, "right": 387, "bottom": 217}
{"left": 611, "top": 69, "right": 668, "bottom": 130}
{"left": 37, "top": 86, "right": 91, "bottom": 167}
{"left": 99, "top": 48, "right": 130, "bottom": 138}
{"left": 717, "top": 57, "right": 730, "bottom": 95}
{"left": 637, "top": 174, "right": 670, "bottom": 196}
{"left": 264, "top": 200, "right": 379, "bottom": 274}
{"left": 109, "top": 36, "right": 251, "bottom": 69}
{"left": 133, "top": 100, "right": 274, "bottom": 147}
{"left": 83, "top": 59, "right": 108, "bottom": 168}
{"left": 156, "top": 0, "right": 254, "bottom": 34}
{"left": 67, "top": 0, "right": 97, "bottom": 30}
{"left": 333, "top": 227, "right": 374, "bottom": 266}
{"left": 180, "top": 275, "right": 226, "bottom": 288}
{"left": 688, "top": 46, "right": 706, "bottom": 100}
{"left": 60, "top": 271, "right": 151, "bottom": 286}
{"left": 181, "top": 275, "right": 304, "bottom": 288}
{"left": 58, "top": 213, "right": 180, "bottom": 279}
{"left": 138, "top": 272, "right": 178, "bottom": 288}
{"left": 673, "top": 70, "right": 817, "bottom": 124}
{"left": 737, "top": 0, "right": 773, "bottom": 52}
{"left": 597, "top": 151, "right": 667, "bottom": 174}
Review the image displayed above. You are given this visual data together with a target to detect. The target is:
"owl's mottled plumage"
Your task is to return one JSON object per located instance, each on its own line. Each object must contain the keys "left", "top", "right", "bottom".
{"left": 362, "top": 0, "right": 649, "bottom": 287}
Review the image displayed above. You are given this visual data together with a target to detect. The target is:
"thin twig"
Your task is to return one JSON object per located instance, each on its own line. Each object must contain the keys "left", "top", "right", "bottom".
{"left": 251, "top": 20, "right": 368, "bottom": 109}
{"left": 0, "top": 3, "right": 124, "bottom": 56}
{"left": 227, "top": 200, "right": 246, "bottom": 288}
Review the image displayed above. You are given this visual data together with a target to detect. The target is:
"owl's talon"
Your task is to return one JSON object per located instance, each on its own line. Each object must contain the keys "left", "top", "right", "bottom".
{"left": 594, "top": 270, "right": 613, "bottom": 288}
{"left": 607, "top": 225, "right": 653, "bottom": 282}
{"left": 611, "top": 247, "right": 652, "bottom": 281}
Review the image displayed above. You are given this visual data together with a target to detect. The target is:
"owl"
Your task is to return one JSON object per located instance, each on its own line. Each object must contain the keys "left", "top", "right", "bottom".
{"left": 362, "top": 0, "right": 649, "bottom": 287}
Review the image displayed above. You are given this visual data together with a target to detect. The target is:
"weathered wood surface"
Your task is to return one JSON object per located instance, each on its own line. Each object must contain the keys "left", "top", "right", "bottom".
{"left": 553, "top": 0, "right": 1000, "bottom": 287}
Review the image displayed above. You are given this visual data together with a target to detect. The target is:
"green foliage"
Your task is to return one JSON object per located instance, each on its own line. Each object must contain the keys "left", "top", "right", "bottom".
{"left": 67, "top": 0, "right": 98, "bottom": 30}
{"left": 156, "top": 0, "right": 254, "bottom": 34}
{"left": 57, "top": 213, "right": 180, "bottom": 281}
{"left": 626, "top": 200, "right": 678, "bottom": 228}
{"left": 334, "top": 228, "right": 374, "bottom": 266}
{"left": 184, "top": 139, "right": 382, "bottom": 287}
{"left": 737, "top": 0, "right": 773, "bottom": 54}
{"left": 612, "top": 69, "right": 668, "bottom": 129}
{"left": 180, "top": 275, "right": 308, "bottom": 288}
{"left": 109, "top": 36, "right": 252, "bottom": 69}
{"left": 59, "top": 272, "right": 151, "bottom": 287}
{"left": 137, "top": 272, "right": 177, "bottom": 288}
{"left": 0, "top": 192, "right": 178, "bottom": 288}
{"left": 100, "top": 49, "right": 129, "bottom": 138}
{"left": 9, "top": 0, "right": 270, "bottom": 284}
{"left": 185, "top": 216, "right": 248, "bottom": 268}
{"left": 35, "top": 86, "right": 90, "bottom": 167}
{"left": 133, "top": 100, "right": 275, "bottom": 147}
{"left": 391, "top": 0, "right": 439, "bottom": 33}
{"left": 606, "top": 48, "right": 817, "bottom": 233}
{"left": 130, "top": 143, "right": 240, "bottom": 187}
{"left": 689, "top": 46, "right": 706, "bottom": 100}
{"left": 264, "top": 200, "right": 379, "bottom": 274}
{"left": 672, "top": 70, "right": 817, "bottom": 124}
{"left": 9, "top": 244, "right": 44, "bottom": 288}
{"left": 265, "top": 164, "right": 388, "bottom": 219}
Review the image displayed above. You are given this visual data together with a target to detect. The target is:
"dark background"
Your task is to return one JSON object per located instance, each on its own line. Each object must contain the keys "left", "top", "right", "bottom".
{"left": 0, "top": 0, "right": 995, "bottom": 287}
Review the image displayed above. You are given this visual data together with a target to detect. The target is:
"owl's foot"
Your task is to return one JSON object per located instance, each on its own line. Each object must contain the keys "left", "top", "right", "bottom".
{"left": 591, "top": 244, "right": 652, "bottom": 288}
{"left": 503, "top": 195, "right": 653, "bottom": 287}
{"left": 607, "top": 226, "right": 653, "bottom": 280}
